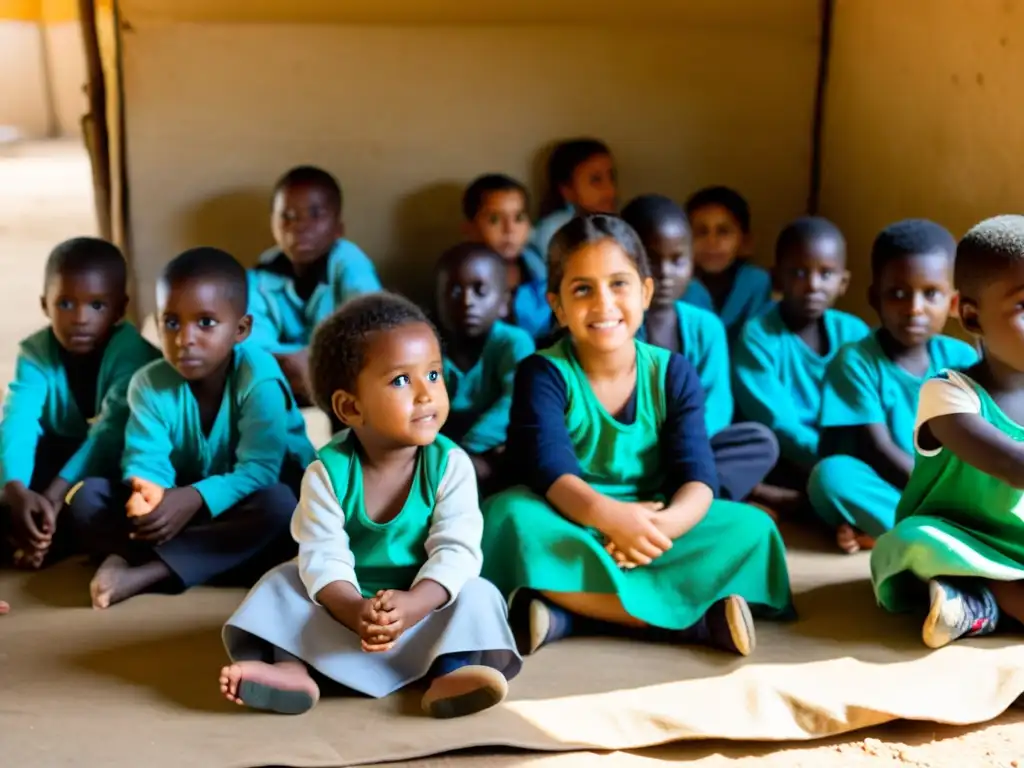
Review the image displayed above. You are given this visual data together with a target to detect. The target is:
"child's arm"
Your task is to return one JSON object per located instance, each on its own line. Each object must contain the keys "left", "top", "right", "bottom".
{"left": 918, "top": 373, "right": 1024, "bottom": 486}
{"left": 509, "top": 356, "right": 674, "bottom": 562}
{"left": 291, "top": 461, "right": 372, "bottom": 631}
{"left": 121, "top": 372, "right": 178, "bottom": 491}
{"left": 653, "top": 355, "right": 719, "bottom": 538}
{"left": 733, "top": 325, "right": 820, "bottom": 469}
{"left": 191, "top": 380, "right": 290, "bottom": 517}
{"left": 819, "top": 347, "right": 913, "bottom": 487}
{"left": 0, "top": 353, "right": 49, "bottom": 492}
{"left": 459, "top": 332, "right": 536, "bottom": 455}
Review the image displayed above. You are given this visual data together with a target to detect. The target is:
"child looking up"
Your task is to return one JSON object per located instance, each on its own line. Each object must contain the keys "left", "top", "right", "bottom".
{"left": 810, "top": 220, "right": 976, "bottom": 552}
{"left": 435, "top": 244, "right": 535, "bottom": 488}
{"left": 530, "top": 139, "right": 617, "bottom": 260}
{"left": 1, "top": 237, "right": 159, "bottom": 569}
{"left": 872, "top": 215, "right": 1024, "bottom": 648}
{"left": 221, "top": 293, "right": 521, "bottom": 717}
{"left": 684, "top": 186, "right": 773, "bottom": 341}
{"left": 462, "top": 173, "right": 551, "bottom": 339}
{"left": 66, "top": 248, "right": 314, "bottom": 609}
{"left": 481, "top": 215, "right": 792, "bottom": 657}
{"left": 733, "top": 217, "right": 870, "bottom": 515}
{"left": 248, "top": 165, "right": 382, "bottom": 403}
{"left": 621, "top": 194, "right": 780, "bottom": 504}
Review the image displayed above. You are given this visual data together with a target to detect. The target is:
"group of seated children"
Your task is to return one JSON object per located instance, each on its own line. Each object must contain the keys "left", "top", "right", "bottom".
{"left": 2, "top": 135, "right": 1022, "bottom": 721}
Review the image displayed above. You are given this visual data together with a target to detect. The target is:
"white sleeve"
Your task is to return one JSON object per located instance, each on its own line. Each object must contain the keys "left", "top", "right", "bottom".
{"left": 290, "top": 460, "right": 360, "bottom": 603}
{"left": 914, "top": 371, "right": 983, "bottom": 457}
{"left": 413, "top": 448, "right": 484, "bottom": 608}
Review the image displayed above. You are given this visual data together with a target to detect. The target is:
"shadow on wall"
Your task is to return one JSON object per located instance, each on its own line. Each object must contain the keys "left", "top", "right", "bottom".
{"left": 388, "top": 180, "right": 464, "bottom": 306}
{"left": 179, "top": 188, "right": 270, "bottom": 266}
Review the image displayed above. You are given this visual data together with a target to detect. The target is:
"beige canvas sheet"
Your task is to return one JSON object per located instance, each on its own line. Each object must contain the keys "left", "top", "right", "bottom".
{"left": 3, "top": 529, "right": 1024, "bottom": 768}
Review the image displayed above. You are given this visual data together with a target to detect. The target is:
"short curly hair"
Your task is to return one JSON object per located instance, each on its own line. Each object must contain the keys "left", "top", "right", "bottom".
{"left": 955, "top": 215, "right": 1024, "bottom": 302}
{"left": 871, "top": 218, "right": 955, "bottom": 279}
{"left": 308, "top": 292, "right": 439, "bottom": 413}
{"left": 775, "top": 216, "right": 845, "bottom": 264}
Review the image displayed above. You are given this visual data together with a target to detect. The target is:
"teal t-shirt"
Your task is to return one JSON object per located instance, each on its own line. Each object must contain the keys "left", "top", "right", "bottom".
{"left": 0, "top": 323, "right": 161, "bottom": 487}
{"left": 122, "top": 344, "right": 315, "bottom": 516}
{"left": 247, "top": 238, "right": 382, "bottom": 354}
{"left": 682, "top": 260, "right": 773, "bottom": 341}
{"left": 733, "top": 305, "right": 871, "bottom": 469}
{"left": 820, "top": 332, "right": 979, "bottom": 455}
{"left": 443, "top": 320, "right": 535, "bottom": 454}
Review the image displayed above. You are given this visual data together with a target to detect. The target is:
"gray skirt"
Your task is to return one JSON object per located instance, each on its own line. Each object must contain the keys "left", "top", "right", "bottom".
{"left": 222, "top": 562, "right": 522, "bottom": 698}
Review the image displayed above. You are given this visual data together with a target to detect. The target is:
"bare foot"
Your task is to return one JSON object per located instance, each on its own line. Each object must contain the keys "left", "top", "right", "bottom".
{"left": 836, "top": 524, "right": 861, "bottom": 554}
{"left": 0, "top": 600, "right": 9, "bottom": 615}
{"left": 90, "top": 555, "right": 171, "bottom": 609}
{"left": 12, "top": 547, "right": 46, "bottom": 570}
{"left": 219, "top": 660, "right": 319, "bottom": 714}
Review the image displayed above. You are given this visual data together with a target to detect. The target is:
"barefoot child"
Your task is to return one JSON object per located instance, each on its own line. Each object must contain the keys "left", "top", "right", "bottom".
{"left": 481, "top": 215, "right": 792, "bottom": 657}
{"left": 247, "top": 165, "right": 382, "bottom": 404}
{"left": 621, "top": 194, "right": 780, "bottom": 505}
{"left": 733, "top": 217, "right": 870, "bottom": 516}
{"left": 1, "top": 238, "right": 160, "bottom": 569}
{"left": 810, "top": 220, "right": 977, "bottom": 553}
{"left": 436, "top": 244, "right": 535, "bottom": 489}
{"left": 66, "top": 248, "right": 314, "bottom": 609}
{"left": 530, "top": 139, "right": 617, "bottom": 261}
{"left": 221, "top": 293, "right": 521, "bottom": 717}
{"left": 872, "top": 215, "right": 1024, "bottom": 648}
{"left": 462, "top": 174, "right": 552, "bottom": 339}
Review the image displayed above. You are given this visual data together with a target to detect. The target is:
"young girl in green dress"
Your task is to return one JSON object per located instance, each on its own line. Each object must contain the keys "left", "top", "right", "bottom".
{"left": 872, "top": 214, "right": 1024, "bottom": 648}
{"left": 481, "top": 215, "right": 793, "bottom": 657}
{"left": 220, "top": 293, "right": 521, "bottom": 717}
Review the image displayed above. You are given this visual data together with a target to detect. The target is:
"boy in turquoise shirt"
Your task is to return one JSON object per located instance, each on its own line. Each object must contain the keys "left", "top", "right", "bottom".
{"left": 683, "top": 186, "right": 774, "bottom": 341}
{"left": 733, "top": 217, "right": 871, "bottom": 516}
{"left": 1, "top": 237, "right": 159, "bottom": 569}
{"left": 621, "top": 194, "right": 780, "bottom": 505}
{"left": 809, "top": 219, "right": 977, "bottom": 552}
{"left": 66, "top": 247, "right": 315, "bottom": 609}
{"left": 436, "top": 243, "right": 535, "bottom": 490}
{"left": 462, "top": 173, "right": 552, "bottom": 340}
{"left": 247, "top": 165, "right": 382, "bottom": 404}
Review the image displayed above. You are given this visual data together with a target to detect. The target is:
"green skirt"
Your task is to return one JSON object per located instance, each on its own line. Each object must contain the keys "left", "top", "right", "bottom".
{"left": 480, "top": 486, "right": 793, "bottom": 629}
{"left": 872, "top": 515, "right": 1024, "bottom": 613}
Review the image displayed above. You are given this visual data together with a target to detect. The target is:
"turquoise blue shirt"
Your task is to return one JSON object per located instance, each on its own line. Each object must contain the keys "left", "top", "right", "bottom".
{"left": 0, "top": 324, "right": 160, "bottom": 487}
{"left": 443, "top": 320, "right": 535, "bottom": 454}
{"left": 733, "top": 305, "right": 871, "bottom": 469}
{"left": 510, "top": 246, "right": 553, "bottom": 339}
{"left": 682, "top": 260, "right": 773, "bottom": 341}
{"left": 122, "top": 345, "right": 315, "bottom": 516}
{"left": 820, "top": 332, "right": 979, "bottom": 455}
{"left": 639, "top": 301, "right": 733, "bottom": 436}
{"left": 528, "top": 207, "right": 574, "bottom": 263}
{"left": 247, "top": 238, "right": 382, "bottom": 354}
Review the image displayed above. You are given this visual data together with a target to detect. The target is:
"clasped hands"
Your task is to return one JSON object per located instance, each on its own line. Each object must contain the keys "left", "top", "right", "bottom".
{"left": 125, "top": 477, "right": 202, "bottom": 545}
{"left": 600, "top": 499, "right": 677, "bottom": 570}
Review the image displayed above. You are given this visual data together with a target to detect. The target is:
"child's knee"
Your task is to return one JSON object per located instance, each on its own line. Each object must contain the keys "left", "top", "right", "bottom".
{"left": 250, "top": 483, "right": 298, "bottom": 522}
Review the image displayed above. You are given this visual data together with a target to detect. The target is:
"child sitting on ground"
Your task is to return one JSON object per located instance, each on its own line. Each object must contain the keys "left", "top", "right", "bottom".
{"left": 247, "top": 165, "right": 382, "bottom": 404}
{"left": 530, "top": 139, "right": 617, "bottom": 261}
{"left": 66, "top": 248, "right": 314, "bottom": 609}
{"left": 683, "top": 186, "right": 773, "bottom": 341}
{"left": 621, "top": 194, "right": 780, "bottom": 506}
{"left": 481, "top": 215, "right": 792, "bottom": 658}
{"left": 221, "top": 293, "right": 521, "bottom": 717}
{"left": 0, "top": 237, "right": 159, "bottom": 569}
{"left": 461, "top": 173, "right": 551, "bottom": 339}
{"left": 733, "top": 217, "right": 871, "bottom": 517}
{"left": 435, "top": 243, "right": 535, "bottom": 489}
{"left": 872, "top": 215, "right": 1024, "bottom": 649}
{"left": 810, "top": 220, "right": 976, "bottom": 553}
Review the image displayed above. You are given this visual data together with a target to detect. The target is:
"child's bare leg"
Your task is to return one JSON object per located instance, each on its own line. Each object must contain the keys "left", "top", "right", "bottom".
{"left": 986, "top": 580, "right": 1024, "bottom": 624}
{"left": 219, "top": 660, "right": 319, "bottom": 714}
{"left": 90, "top": 554, "right": 171, "bottom": 609}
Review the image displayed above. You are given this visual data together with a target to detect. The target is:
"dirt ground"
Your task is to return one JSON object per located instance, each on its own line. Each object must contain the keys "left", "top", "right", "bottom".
{"left": 2, "top": 139, "right": 1024, "bottom": 768}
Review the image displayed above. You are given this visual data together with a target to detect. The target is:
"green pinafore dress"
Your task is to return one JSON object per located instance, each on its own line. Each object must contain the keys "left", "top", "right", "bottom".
{"left": 481, "top": 338, "right": 793, "bottom": 629}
